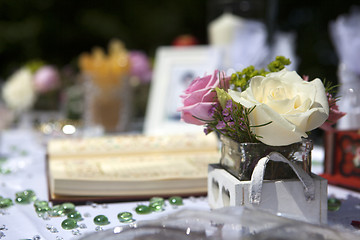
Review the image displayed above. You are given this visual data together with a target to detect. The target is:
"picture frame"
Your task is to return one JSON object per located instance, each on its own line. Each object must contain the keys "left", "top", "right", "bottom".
{"left": 144, "top": 46, "right": 222, "bottom": 135}
{"left": 323, "top": 130, "right": 360, "bottom": 191}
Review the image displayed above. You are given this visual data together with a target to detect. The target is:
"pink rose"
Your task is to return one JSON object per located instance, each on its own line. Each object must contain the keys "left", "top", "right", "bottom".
{"left": 178, "top": 70, "right": 229, "bottom": 125}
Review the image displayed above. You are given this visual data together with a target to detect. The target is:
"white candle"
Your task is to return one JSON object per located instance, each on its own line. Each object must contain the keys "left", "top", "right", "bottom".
{"left": 208, "top": 12, "right": 244, "bottom": 46}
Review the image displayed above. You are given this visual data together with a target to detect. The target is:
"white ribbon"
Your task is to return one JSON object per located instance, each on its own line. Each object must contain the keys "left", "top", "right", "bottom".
{"left": 249, "top": 152, "right": 315, "bottom": 204}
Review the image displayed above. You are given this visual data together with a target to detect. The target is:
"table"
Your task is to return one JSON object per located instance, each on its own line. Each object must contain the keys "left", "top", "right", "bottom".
{"left": 0, "top": 129, "right": 359, "bottom": 240}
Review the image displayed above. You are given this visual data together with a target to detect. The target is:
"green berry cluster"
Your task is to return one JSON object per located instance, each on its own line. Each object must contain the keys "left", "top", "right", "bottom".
{"left": 230, "top": 56, "right": 291, "bottom": 91}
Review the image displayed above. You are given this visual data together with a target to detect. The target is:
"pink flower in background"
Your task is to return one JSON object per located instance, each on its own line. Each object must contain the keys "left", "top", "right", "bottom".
{"left": 320, "top": 93, "right": 346, "bottom": 131}
{"left": 178, "top": 70, "right": 230, "bottom": 125}
{"left": 33, "top": 65, "right": 60, "bottom": 93}
{"left": 129, "top": 51, "right": 152, "bottom": 83}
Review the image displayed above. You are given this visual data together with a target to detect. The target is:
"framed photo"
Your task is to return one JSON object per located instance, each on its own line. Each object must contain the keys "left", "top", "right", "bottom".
{"left": 144, "top": 46, "right": 222, "bottom": 135}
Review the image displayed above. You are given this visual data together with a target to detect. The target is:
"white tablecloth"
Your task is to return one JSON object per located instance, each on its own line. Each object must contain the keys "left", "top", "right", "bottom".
{"left": 0, "top": 129, "right": 359, "bottom": 239}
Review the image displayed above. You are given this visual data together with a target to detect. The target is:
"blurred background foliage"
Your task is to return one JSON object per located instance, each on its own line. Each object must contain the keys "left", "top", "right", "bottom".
{"left": 0, "top": 0, "right": 207, "bottom": 78}
{"left": 0, "top": 0, "right": 358, "bottom": 84}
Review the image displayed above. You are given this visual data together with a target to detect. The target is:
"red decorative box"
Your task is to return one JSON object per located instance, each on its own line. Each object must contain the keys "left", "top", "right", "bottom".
{"left": 322, "top": 130, "right": 360, "bottom": 191}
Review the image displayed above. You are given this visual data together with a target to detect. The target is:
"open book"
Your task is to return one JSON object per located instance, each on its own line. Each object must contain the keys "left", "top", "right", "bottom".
{"left": 47, "top": 133, "right": 219, "bottom": 203}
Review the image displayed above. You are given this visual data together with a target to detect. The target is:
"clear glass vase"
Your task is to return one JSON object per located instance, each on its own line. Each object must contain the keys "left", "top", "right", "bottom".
{"left": 83, "top": 75, "right": 133, "bottom": 133}
{"left": 219, "top": 135, "right": 313, "bottom": 181}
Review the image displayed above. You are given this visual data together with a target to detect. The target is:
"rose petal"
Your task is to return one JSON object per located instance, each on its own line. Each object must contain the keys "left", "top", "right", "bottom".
{"left": 180, "top": 102, "right": 216, "bottom": 121}
{"left": 228, "top": 89, "right": 255, "bottom": 107}
{"left": 250, "top": 103, "right": 308, "bottom": 146}
{"left": 180, "top": 111, "right": 205, "bottom": 125}
{"left": 184, "top": 75, "right": 209, "bottom": 94}
{"left": 184, "top": 70, "right": 219, "bottom": 94}
{"left": 285, "top": 107, "right": 327, "bottom": 132}
{"left": 182, "top": 88, "right": 216, "bottom": 106}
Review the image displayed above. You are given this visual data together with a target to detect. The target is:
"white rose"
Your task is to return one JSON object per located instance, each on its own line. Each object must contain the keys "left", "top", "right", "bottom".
{"left": 2, "top": 68, "right": 37, "bottom": 113}
{"left": 229, "top": 69, "right": 329, "bottom": 146}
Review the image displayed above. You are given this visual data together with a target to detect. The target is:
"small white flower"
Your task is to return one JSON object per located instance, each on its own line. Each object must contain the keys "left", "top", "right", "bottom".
{"left": 2, "top": 68, "right": 37, "bottom": 113}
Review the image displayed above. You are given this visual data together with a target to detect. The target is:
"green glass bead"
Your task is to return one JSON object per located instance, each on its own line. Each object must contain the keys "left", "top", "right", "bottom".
{"left": 149, "top": 197, "right": 164, "bottom": 206}
{"left": 15, "top": 196, "right": 27, "bottom": 204}
{"left": 0, "top": 198, "right": 13, "bottom": 208}
{"left": 48, "top": 205, "right": 65, "bottom": 217}
{"left": 15, "top": 190, "right": 36, "bottom": 204}
{"left": 35, "top": 205, "right": 51, "bottom": 214}
{"left": 135, "top": 205, "right": 151, "bottom": 214}
{"left": 117, "top": 212, "right": 134, "bottom": 223}
{"left": 149, "top": 201, "right": 164, "bottom": 212}
{"left": 169, "top": 196, "right": 183, "bottom": 206}
{"left": 61, "top": 218, "right": 78, "bottom": 230}
{"left": 93, "top": 215, "right": 110, "bottom": 225}
{"left": 34, "top": 200, "right": 49, "bottom": 208}
{"left": 0, "top": 167, "right": 11, "bottom": 174}
{"left": 61, "top": 202, "right": 75, "bottom": 214}
{"left": 20, "top": 150, "right": 28, "bottom": 156}
{"left": 23, "top": 190, "right": 36, "bottom": 200}
{"left": 328, "top": 197, "right": 341, "bottom": 211}
{"left": 67, "top": 211, "right": 83, "bottom": 221}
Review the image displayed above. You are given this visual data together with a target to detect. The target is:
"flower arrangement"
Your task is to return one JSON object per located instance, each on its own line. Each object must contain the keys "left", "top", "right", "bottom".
{"left": 2, "top": 60, "right": 61, "bottom": 113}
{"left": 178, "top": 56, "right": 345, "bottom": 146}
